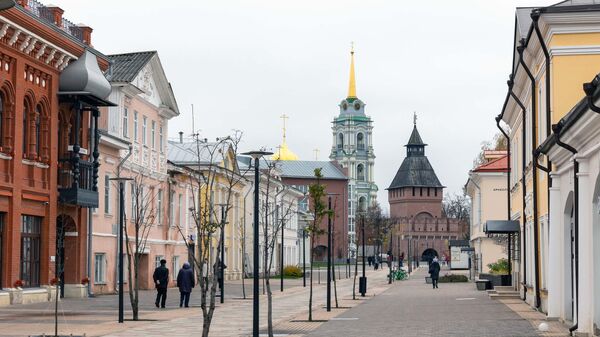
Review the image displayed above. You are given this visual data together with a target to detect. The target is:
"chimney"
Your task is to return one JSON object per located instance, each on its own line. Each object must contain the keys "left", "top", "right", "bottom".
{"left": 46, "top": 5, "right": 64, "bottom": 27}
{"left": 17, "top": 0, "right": 27, "bottom": 9}
{"left": 78, "top": 24, "right": 93, "bottom": 46}
{"left": 179, "top": 131, "right": 183, "bottom": 144}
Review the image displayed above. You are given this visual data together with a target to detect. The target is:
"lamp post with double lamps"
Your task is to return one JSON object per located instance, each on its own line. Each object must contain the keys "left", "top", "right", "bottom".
{"left": 359, "top": 208, "right": 367, "bottom": 297}
{"left": 242, "top": 150, "right": 272, "bottom": 337}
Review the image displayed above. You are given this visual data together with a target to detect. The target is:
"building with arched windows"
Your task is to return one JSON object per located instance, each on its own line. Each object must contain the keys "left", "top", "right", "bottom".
{"left": 329, "top": 48, "right": 377, "bottom": 255}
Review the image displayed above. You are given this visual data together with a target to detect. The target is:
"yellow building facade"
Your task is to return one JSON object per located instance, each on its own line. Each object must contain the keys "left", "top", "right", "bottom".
{"left": 498, "top": 2, "right": 600, "bottom": 334}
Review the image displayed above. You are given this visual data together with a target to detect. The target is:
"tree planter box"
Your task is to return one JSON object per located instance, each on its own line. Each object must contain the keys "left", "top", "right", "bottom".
{"left": 425, "top": 277, "right": 432, "bottom": 284}
{"left": 0, "top": 291, "right": 10, "bottom": 307}
{"left": 479, "top": 273, "right": 511, "bottom": 287}
{"left": 476, "top": 280, "right": 490, "bottom": 291}
{"left": 8, "top": 288, "right": 22, "bottom": 305}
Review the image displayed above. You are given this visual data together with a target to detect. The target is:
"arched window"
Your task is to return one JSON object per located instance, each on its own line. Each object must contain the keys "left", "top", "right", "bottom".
{"left": 338, "top": 133, "right": 344, "bottom": 149}
{"left": 0, "top": 92, "right": 3, "bottom": 149}
{"left": 23, "top": 99, "right": 31, "bottom": 157}
{"left": 358, "top": 196, "right": 367, "bottom": 213}
{"left": 357, "top": 164, "right": 365, "bottom": 181}
{"left": 357, "top": 133, "right": 365, "bottom": 150}
{"left": 34, "top": 105, "right": 41, "bottom": 158}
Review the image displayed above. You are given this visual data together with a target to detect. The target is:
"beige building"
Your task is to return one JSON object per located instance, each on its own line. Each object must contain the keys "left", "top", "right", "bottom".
{"left": 466, "top": 151, "right": 509, "bottom": 275}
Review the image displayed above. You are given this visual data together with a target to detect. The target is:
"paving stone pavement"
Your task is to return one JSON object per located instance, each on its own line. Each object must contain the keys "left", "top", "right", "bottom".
{"left": 306, "top": 268, "right": 569, "bottom": 337}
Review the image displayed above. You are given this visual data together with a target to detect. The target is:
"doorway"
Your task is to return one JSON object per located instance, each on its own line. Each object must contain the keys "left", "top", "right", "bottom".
{"left": 56, "top": 214, "right": 77, "bottom": 298}
{"left": 421, "top": 248, "right": 438, "bottom": 263}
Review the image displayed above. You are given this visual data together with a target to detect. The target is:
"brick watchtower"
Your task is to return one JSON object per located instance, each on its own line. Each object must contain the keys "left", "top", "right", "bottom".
{"left": 387, "top": 118, "right": 466, "bottom": 264}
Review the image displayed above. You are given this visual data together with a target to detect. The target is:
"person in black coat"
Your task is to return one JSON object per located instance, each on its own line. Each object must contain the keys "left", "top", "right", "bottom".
{"left": 428, "top": 257, "right": 441, "bottom": 289}
{"left": 153, "top": 259, "right": 169, "bottom": 308}
{"left": 176, "top": 262, "right": 195, "bottom": 308}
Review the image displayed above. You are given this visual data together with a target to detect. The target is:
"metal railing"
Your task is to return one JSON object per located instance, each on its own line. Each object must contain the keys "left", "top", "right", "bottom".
{"left": 24, "top": 0, "right": 84, "bottom": 42}
{"left": 58, "top": 159, "right": 94, "bottom": 190}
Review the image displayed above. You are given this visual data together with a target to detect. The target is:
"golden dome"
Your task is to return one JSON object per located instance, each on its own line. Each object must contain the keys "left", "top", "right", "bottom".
{"left": 272, "top": 114, "right": 299, "bottom": 161}
{"left": 272, "top": 140, "right": 299, "bottom": 161}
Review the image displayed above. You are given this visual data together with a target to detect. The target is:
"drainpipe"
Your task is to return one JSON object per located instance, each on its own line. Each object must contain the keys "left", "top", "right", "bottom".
{"left": 496, "top": 86, "right": 513, "bottom": 278}
{"left": 508, "top": 74, "right": 528, "bottom": 302}
{"left": 517, "top": 39, "right": 542, "bottom": 310}
{"left": 552, "top": 123, "right": 579, "bottom": 336}
{"left": 114, "top": 145, "right": 133, "bottom": 293}
{"left": 583, "top": 78, "right": 600, "bottom": 114}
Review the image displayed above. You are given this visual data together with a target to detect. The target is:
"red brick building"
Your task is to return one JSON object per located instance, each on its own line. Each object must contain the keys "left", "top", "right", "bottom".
{"left": 277, "top": 161, "right": 349, "bottom": 261}
{"left": 387, "top": 123, "right": 467, "bottom": 264}
{"left": 0, "top": 1, "right": 112, "bottom": 303}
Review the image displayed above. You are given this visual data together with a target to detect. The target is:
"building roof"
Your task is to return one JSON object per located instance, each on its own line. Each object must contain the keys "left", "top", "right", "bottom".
{"left": 388, "top": 156, "right": 444, "bottom": 189}
{"left": 107, "top": 51, "right": 156, "bottom": 82}
{"left": 472, "top": 155, "right": 509, "bottom": 173}
{"left": 167, "top": 140, "right": 221, "bottom": 166}
{"left": 276, "top": 161, "right": 347, "bottom": 180}
{"left": 406, "top": 125, "right": 426, "bottom": 147}
{"left": 59, "top": 50, "right": 113, "bottom": 105}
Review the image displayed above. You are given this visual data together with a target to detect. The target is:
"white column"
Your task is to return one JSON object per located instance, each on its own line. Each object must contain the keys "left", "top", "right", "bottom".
{"left": 577, "top": 158, "right": 594, "bottom": 334}
{"left": 547, "top": 173, "right": 562, "bottom": 318}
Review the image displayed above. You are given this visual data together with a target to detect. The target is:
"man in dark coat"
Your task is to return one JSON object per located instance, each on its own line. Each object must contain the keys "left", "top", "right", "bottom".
{"left": 153, "top": 259, "right": 169, "bottom": 308}
{"left": 428, "top": 257, "right": 441, "bottom": 289}
{"left": 176, "top": 262, "right": 195, "bottom": 308}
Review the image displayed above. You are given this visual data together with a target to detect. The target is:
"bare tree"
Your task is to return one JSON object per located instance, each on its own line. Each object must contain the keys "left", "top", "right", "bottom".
{"left": 442, "top": 192, "right": 471, "bottom": 238}
{"left": 123, "top": 172, "right": 158, "bottom": 321}
{"left": 173, "top": 131, "right": 248, "bottom": 337}
{"left": 307, "top": 168, "right": 329, "bottom": 321}
{"left": 258, "top": 160, "right": 299, "bottom": 336}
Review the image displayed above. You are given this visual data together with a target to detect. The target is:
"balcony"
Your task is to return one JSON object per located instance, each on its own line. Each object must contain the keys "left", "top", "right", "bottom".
{"left": 58, "top": 159, "right": 98, "bottom": 208}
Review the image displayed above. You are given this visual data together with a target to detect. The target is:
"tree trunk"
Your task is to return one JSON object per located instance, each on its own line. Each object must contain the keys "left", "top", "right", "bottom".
{"left": 333, "top": 266, "right": 339, "bottom": 308}
{"left": 308, "top": 245, "right": 314, "bottom": 321}
{"left": 266, "top": 275, "right": 273, "bottom": 337}
{"left": 353, "top": 254, "right": 358, "bottom": 300}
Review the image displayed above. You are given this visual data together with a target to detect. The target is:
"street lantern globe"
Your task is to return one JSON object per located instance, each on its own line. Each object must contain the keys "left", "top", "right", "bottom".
{"left": 0, "top": 0, "right": 15, "bottom": 10}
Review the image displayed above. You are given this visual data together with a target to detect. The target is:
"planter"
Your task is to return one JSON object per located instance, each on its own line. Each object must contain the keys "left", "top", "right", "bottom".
{"left": 479, "top": 273, "right": 512, "bottom": 287}
{"left": 425, "top": 276, "right": 432, "bottom": 284}
{"left": 476, "top": 280, "right": 490, "bottom": 291}
{"left": 8, "top": 288, "right": 22, "bottom": 305}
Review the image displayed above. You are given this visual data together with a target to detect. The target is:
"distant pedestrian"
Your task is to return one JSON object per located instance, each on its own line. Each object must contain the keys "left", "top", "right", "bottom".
{"left": 177, "top": 262, "right": 195, "bottom": 308}
{"left": 429, "top": 257, "right": 441, "bottom": 289}
{"left": 153, "top": 259, "right": 169, "bottom": 308}
{"left": 214, "top": 261, "right": 227, "bottom": 291}
{"left": 367, "top": 256, "right": 372, "bottom": 266}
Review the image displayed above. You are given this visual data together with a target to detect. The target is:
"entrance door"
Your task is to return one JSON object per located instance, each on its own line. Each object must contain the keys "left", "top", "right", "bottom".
{"left": 56, "top": 215, "right": 77, "bottom": 298}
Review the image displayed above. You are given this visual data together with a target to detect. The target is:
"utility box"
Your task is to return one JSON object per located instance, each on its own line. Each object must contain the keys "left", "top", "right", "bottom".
{"left": 359, "top": 276, "right": 367, "bottom": 294}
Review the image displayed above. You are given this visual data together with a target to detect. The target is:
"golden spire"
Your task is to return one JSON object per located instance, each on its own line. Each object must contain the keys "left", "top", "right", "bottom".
{"left": 347, "top": 42, "right": 357, "bottom": 98}
{"left": 271, "top": 114, "right": 299, "bottom": 161}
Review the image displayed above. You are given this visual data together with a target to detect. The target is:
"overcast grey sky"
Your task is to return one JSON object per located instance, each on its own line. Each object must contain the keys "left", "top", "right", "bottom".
{"left": 53, "top": 0, "right": 558, "bottom": 209}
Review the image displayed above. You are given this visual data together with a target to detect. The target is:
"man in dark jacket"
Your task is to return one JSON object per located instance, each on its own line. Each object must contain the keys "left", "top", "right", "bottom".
{"left": 428, "top": 257, "right": 441, "bottom": 289}
{"left": 153, "top": 259, "right": 169, "bottom": 308}
{"left": 176, "top": 262, "right": 195, "bottom": 308}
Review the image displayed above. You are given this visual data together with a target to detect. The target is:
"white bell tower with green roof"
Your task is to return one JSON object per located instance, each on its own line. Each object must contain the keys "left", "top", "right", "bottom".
{"left": 330, "top": 46, "right": 378, "bottom": 255}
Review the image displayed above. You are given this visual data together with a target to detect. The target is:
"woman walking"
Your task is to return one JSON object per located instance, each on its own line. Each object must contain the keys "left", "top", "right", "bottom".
{"left": 429, "top": 257, "right": 441, "bottom": 289}
{"left": 176, "top": 262, "right": 195, "bottom": 308}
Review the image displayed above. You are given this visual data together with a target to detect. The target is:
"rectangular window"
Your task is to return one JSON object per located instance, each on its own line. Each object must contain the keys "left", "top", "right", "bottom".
{"left": 142, "top": 116, "right": 147, "bottom": 146}
{"left": 122, "top": 108, "right": 129, "bottom": 138}
{"left": 151, "top": 121, "right": 156, "bottom": 149}
{"left": 427, "top": 188, "right": 430, "bottom": 197}
{"left": 20, "top": 215, "right": 41, "bottom": 287}
{"left": 172, "top": 256, "right": 180, "bottom": 279}
{"left": 131, "top": 184, "right": 136, "bottom": 220}
{"left": 157, "top": 189, "right": 163, "bottom": 225}
{"left": 104, "top": 175, "right": 110, "bottom": 214}
{"left": 170, "top": 192, "right": 175, "bottom": 226}
{"left": 420, "top": 187, "right": 423, "bottom": 196}
{"left": 94, "top": 253, "right": 106, "bottom": 284}
{"left": 159, "top": 126, "right": 164, "bottom": 153}
{"left": 412, "top": 187, "right": 415, "bottom": 196}
{"left": 133, "top": 111, "right": 138, "bottom": 142}
{"left": 155, "top": 255, "right": 164, "bottom": 268}
{"left": 179, "top": 194, "right": 183, "bottom": 227}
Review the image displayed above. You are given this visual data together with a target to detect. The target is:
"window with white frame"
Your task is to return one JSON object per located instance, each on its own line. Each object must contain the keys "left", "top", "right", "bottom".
{"left": 159, "top": 126, "right": 164, "bottom": 153}
{"left": 142, "top": 116, "right": 147, "bottom": 146}
{"left": 155, "top": 255, "right": 164, "bottom": 268}
{"left": 94, "top": 253, "right": 106, "bottom": 284}
{"left": 133, "top": 111, "right": 138, "bottom": 142}
{"left": 179, "top": 194, "right": 183, "bottom": 227}
{"left": 157, "top": 189, "right": 163, "bottom": 225}
{"left": 151, "top": 121, "right": 156, "bottom": 149}
{"left": 131, "top": 184, "right": 137, "bottom": 220}
{"left": 170, "top": 192, "right": 175, "bottom": 226}
{"left": 104, "top": 175, "right": 110, "bottom": 214}
{"left": 123, "top": 108, "right": 129, "bottom": 138}
{"left": 172, "top": 256, "right": 180, "bottom": 279}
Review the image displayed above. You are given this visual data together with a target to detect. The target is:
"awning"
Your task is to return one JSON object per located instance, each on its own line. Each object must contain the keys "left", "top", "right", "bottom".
{"left": 484, "top": 220, "right": 520, "bottom": 234}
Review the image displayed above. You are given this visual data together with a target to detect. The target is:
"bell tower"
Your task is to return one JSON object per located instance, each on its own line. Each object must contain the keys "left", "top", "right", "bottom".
{"left": 330, "top": 46, "right": 378, "bottom": 252}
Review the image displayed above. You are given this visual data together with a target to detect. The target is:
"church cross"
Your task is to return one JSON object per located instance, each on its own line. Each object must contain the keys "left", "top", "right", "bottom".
{"left": 413, "top": 111, "right": 417, "bottom": 126}
{"left": 280, "top": 114, "right": 289, "bottom": 140}
{"left": 313, "top": 148, "right": 320, "bottom": 160}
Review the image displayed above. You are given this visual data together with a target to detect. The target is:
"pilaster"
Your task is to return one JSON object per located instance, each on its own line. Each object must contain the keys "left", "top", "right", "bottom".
{"left": 576, "top": 158, "right": 593, "bottom": 334}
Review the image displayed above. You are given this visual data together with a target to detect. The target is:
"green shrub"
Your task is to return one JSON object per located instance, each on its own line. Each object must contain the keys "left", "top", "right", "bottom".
{"left": 487, "top": 258, "right": 509, "bottom": 275}
{"left": 283, "top": 265, "right": 303, "bottom": 278}
{"left": 438, "top": 274, "right": 468, "bottom": 283}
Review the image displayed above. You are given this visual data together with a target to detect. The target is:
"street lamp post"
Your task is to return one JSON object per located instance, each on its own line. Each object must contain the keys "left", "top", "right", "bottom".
{"left": 280, "top": 205, "right": 284, "bottom": 292}
{"left": 327, "top": 196, "right": 332, "bottom": 312}
{"left": 219, "top": 205, "right": 226, "bottom": 304}
{"left": 360, "top": 213, "right": 367, "bottom": 297}
{"left": 242, "top": 150, "right": 272, "bottom": 337}
{"left": 303, "top": 228, "right": 306, "bottom": 287}
{"left": 110, "top": 177, "right": 133, "bottom": 323}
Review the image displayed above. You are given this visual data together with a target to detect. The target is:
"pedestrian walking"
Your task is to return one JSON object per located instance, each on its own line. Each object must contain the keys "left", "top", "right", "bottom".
{"left": 153, "top": 259, "right": 169, "bottom": 308}
{"left": 176, "top": 262, "right": 195, "bottom": 308}
{"left": 429, "top": 256, "right": 441, "bottom": 289}
{"left": 367, "top": 256, "right": 372, "bottom": 266}
{"left": 214, "top": 261, "right": 227, "bottom": 291}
